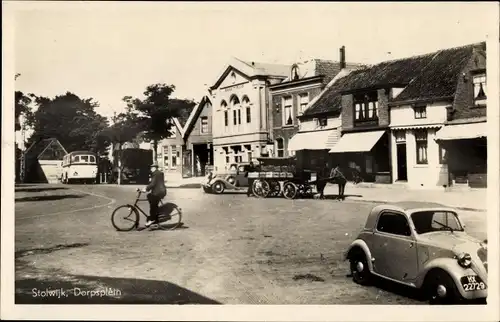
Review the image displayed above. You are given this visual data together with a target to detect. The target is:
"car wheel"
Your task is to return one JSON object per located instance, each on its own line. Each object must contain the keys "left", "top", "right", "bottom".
{"left": 212, "top": 181, "right": 225, "bottom": 194}
{"left": 349, "top": 249, "right": 371, "bottom": 285}
{"left": 425, "top": 270, "right": 461, "bottom": 304}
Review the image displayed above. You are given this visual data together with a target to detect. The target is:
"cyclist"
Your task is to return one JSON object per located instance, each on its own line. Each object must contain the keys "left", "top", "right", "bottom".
{"left": 144, "top": 162, "right": 167, "bottom": 227}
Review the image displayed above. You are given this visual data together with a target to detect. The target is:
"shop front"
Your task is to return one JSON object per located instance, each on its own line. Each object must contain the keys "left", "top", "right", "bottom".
{"left": 435, "top": 121, "right": 487, "bottom": 188}
{"left": 329, "top": 130, "right": 391, "bottom": 183}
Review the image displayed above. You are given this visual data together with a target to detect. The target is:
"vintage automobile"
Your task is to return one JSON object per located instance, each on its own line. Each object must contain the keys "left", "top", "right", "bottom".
{"left": 345, "top": 201, "right": 487, "bottom": 304}
{"left": 202, "top": 163, "right": 252, "bottom": 194}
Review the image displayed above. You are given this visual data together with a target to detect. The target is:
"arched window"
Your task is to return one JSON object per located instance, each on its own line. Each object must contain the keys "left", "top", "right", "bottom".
{"left": 276, "top": 138, "right": 284, "bottom": 157}
{"left": 221, "top": 100, "right": 228, "bottom": 127}
{"left": 242, "top": 96, "right": 251, "bottom": 124}
{"left": 230, "top": 95, "right": 241, "bottom": 126}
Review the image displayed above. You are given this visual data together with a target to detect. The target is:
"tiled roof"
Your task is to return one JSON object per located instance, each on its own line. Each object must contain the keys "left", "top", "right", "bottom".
{"left": 315, "top": 59, "right": 366, "bottom": 85}
{"left": 24, "top": 138, "right": 64, "bottom": 160}
{"left": 303, "top": 42, "right": 484, "bottom": 117}
{"left": 394, "top": 42, "right": 484, "bottom": 102}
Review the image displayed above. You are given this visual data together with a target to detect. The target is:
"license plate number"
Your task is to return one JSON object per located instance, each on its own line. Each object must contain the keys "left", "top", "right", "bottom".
{"left": 461, "top": 275, "right": 486, "bottom": 292}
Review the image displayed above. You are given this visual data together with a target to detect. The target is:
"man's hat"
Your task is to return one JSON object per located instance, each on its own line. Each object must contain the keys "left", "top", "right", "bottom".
{"left": 151, "top": 162, "right": 159, "bottom": 168}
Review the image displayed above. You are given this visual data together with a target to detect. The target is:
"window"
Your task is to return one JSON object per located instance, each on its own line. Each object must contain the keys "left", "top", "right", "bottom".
{"left": 234, "top": 155, "right": 242, "bottom": 163}
{"left": 299, "top": 93, "right": 309, "bottom": 114}
{"left": 473, "top": 74, "right": 487, "bottom": 106}
{"left": 439, "top": 146, "right": 447, "bottom": 164}
{"left": 353, "top": 92, "right": 378, "bottom": 122}
{"left": 237, "top": 109, "right": 241, "bottom": 124}
{"left": 276, "top": 138, "right": 284, "bottom": 157}
{"left": 73, "top": 156, "right": 80, "bottom": 162}
{"left": 318, "top": 118, "right": 327, "bottom": 127}
{"left": 247, "top": 151, "right": 252, "bottom": 162}
{"left": 376, "top": 212, "right": 412, "bottom": 236}
{"left": 415, "top": 130, "right": 428, "bottom": 164}
{"left": 233, "top": 110, "right": 237, "bottom": 125}
{"left": 89, "top": 156, "right": 96, "bottom": 163}
{"left": 163, "top": 146, "right": 169, "bottom": 168}
{"left": 225, "top": 156, "right": 230, "bottom": 164}
{"left": 414, "top": 105, "right": 427, "bottom": 119}
{"left": 411, "top": 211, "right": 463, "bottom": 234}
{"left": 81, "top": 156, "right": 89, "bottom": 163}
{"left": 283, "top": 96, "right": 293, "bottom": 126}
{"left": 224, "top": 111, "right": 228, "bottom": 127}
{"left": 395, "top": 131, "right": 406, "bottom": 143}
{"left": 171, "top": 146, "right": 178, "bottom": 168}
{"left": 199, "top": 116, "right": 209, "bottom": 134}
{"left": 246, "top": 107, "right": 251, "bottom": 123}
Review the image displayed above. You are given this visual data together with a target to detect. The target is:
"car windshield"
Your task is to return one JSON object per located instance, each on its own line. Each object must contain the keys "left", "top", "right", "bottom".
{"left": 411, "top": 211, "right": 464, "bottom": 234}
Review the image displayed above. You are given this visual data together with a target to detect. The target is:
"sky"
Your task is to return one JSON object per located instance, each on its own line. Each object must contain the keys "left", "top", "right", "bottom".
{"left": 13, "top": 1, "right": 497, "bottom": 119}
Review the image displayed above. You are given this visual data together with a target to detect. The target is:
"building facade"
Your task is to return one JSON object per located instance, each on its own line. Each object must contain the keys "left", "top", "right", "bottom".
{"left": 182, "top": 96, "right": 214, "bottom": 177}
{"left": 209, "top": 57, "right": 290, "bottom": 171}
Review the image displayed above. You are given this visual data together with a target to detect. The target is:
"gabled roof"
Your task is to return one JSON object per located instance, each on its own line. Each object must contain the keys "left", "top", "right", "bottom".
{"left": 210, "top": 57, "right": 291, "bottom": 90}
{"left": 303, "top": 42, "right": 485, "bottom": 117}
{"left": 24, "top": 138, "right": 68, "bottom": 160}
{"left": 182, "top": 95, "right": 212, "bottom": 139}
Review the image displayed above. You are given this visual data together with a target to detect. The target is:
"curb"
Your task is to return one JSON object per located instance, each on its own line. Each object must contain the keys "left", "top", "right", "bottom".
{"left": 348, "top": 198, "right": 486, "bottom": 212}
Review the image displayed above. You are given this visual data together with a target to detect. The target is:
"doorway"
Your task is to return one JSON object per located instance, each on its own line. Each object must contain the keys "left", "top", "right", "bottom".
{"left": 396, "top": 143, "right": 407, "bottom": 181}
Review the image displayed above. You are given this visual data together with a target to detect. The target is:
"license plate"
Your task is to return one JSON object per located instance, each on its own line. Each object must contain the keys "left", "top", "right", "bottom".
{"left": 460, "top": 275, "right": 487, "bottom": 292}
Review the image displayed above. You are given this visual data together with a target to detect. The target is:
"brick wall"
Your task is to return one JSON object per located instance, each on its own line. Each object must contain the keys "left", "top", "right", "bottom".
{"left": 377, "top": 88, "right": 390, "bottom": 127}
{"left": 271, "top": 86, "right": 323, "bottom": 129}
{"left": 341, "top": 94, "right": 354, "bottom": 130}
{"left": 450, "top": 49, "right": 487, "bottom": 121}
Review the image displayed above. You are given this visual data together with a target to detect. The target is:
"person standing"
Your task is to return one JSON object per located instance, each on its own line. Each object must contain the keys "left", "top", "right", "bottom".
{"left": 316, "top": 162, "right": 330, "bottom": 199}
{"left": 330, "top": 164, "right": 347, "bottom": 200}
{"left": 144, "top": 162, "right": 167, "bottom": 227}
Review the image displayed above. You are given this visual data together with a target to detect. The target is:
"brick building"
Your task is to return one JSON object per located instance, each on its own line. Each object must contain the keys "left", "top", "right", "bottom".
{"left": 268, "top": 46, "right": 364, "bottom": 158}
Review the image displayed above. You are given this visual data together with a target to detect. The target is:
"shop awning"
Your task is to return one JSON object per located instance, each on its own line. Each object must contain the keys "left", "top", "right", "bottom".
{"left": 329, "top": 130, "right": 386, "bottom": 153}
{"left": 435, "top": 122, "right": 487, "bottom": 141}
{"left": 288, "top": 129, "right": 339, "bottom": 151}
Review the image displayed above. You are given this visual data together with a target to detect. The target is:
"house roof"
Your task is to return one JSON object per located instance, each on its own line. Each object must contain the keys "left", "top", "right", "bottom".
{"left": 314, "top": 59, "right": 366, "bottom": 85}
{"left": 210, "top": 57, "right": 291, "bottom": 90}
{"left": 303, "top": 42, "right": 485, "bottom": 117}
{"left": 24, "top": 138, "right": 68, "bottom": 160}
{"left": 182, "top": 95, "right": 212, "bottom": 139}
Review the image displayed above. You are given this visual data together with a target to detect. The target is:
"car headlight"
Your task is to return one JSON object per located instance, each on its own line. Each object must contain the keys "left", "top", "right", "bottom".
{"left": 457, "top": 252, "right": 472, "bottom": 268}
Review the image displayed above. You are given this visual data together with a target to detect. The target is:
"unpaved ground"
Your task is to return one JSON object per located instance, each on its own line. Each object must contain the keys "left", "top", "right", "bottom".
{"left": 14, "top": 184, "right": 487, "bottom": 304}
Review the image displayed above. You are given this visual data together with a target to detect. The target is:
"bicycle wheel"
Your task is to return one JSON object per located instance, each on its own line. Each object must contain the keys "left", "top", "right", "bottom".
{"left": 111, "top": 205, "right": 139, "bottom": 231}
{"left": 157, "top": 203, "right": 183, "bottom": 230}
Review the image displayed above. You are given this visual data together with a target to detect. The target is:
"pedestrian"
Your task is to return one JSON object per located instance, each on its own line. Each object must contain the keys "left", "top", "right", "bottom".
{"left": 330, "top": 164, "right": 347, "bottom": 200}
{"left": 316, "top": 162, "right": 330, "bottom": 199}
{"left": 246, "top": 161, "right": 256, "bottom": 197}
{"left": 144, "top": 162, "right": 167, "bottom": 227}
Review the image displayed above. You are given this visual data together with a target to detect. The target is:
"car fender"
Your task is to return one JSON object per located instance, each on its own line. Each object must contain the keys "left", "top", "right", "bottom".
{"left": 345, "top": 239, "right": 374, "bottom": 272}
{"left": 415, "top": 257, "right": 476, "bottom": 291}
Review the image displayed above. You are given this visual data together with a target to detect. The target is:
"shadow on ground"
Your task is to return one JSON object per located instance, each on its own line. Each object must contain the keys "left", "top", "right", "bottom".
{"left": 16, "top": 260, "right": 221, "bottom": 304}
{"left": 16, "top": 243, "right": 90, "bottom": 259}
{"left": 15, "top": 194, "right": 84, "bottom": 203}
{"left": 15, "top": 187, "right": 69, "bottom": 193}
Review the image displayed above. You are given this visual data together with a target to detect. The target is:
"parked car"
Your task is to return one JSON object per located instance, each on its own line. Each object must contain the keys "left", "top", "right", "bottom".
{"left": 345, "top": 201, "right": 487, "bottom": 304}
{"left": 202, "top": 163, "right": 252, "bottom": 194}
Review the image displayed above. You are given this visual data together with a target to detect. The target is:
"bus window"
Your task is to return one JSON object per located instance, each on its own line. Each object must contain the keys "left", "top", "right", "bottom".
{"left": 81, "top": 155, "right": 89, "bottom": 163}
{"left": 73, "top": 156, "right": 80, "bottom": 162}
{"left": 89, "top": 155, "right": 96, "bottom": 163}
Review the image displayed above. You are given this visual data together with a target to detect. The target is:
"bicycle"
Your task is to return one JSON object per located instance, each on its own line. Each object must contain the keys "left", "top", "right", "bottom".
{"left": 111, "top": 188, "right": 182, "bottom": 231}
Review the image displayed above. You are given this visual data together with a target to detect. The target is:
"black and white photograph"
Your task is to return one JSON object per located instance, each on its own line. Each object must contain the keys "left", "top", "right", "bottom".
{"left": 2, "top": 1, "right": 499, "bottom": 321}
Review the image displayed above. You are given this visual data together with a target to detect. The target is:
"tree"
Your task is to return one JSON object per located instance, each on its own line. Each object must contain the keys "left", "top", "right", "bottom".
{"left": 100, "top": 111, "right": 143, "bottom": 184}
{"left": 15, "top": 74, "right": 34, "bottom": 132}
{"left": 123, "top": 83, "right": 196, "bottom": 162}
{"left": 26, "top": 92, "right": 110, "bottom": 156}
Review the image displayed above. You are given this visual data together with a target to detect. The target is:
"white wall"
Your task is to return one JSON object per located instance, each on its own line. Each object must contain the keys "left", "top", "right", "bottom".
{"left": 390, "top": 128, "right": 448, "bottom": 189}
{"left": 299, "top": 116, "right": 341, "bottom": 132}
{"left": 390, "top": 102, "right": 448, "bottom": 127}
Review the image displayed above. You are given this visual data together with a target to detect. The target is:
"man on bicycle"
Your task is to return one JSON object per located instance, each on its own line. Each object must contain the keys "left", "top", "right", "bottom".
{"left": 144, "top": 162, "right": 167, "bottom": 227}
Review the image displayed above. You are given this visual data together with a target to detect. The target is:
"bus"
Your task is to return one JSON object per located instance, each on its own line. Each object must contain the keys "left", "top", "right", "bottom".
{"left": 61, "top": 151, "right": 98, "bottom": 184}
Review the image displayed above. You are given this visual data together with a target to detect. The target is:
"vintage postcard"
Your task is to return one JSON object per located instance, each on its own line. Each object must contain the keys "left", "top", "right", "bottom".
{"left": 2, "top": 1, "right": 499, "bottom": 321}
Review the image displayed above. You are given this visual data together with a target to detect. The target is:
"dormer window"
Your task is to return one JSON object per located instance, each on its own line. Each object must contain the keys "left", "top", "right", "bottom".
{"left": 353, "top": 92, "right": 378, "bottom": 125}
{"left": 318, "top": 117, "right": 328, "bottom": 127}
{"left": 473, "top": 73, "right": 486, "bottom": 106}
{"left": 291, "top": 65, "right": 300, "bottom": 81}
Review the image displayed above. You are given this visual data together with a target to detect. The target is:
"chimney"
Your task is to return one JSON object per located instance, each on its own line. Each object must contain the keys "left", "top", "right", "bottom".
{"left": 339, "top": 46, "right": 346, "bottom": 69}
